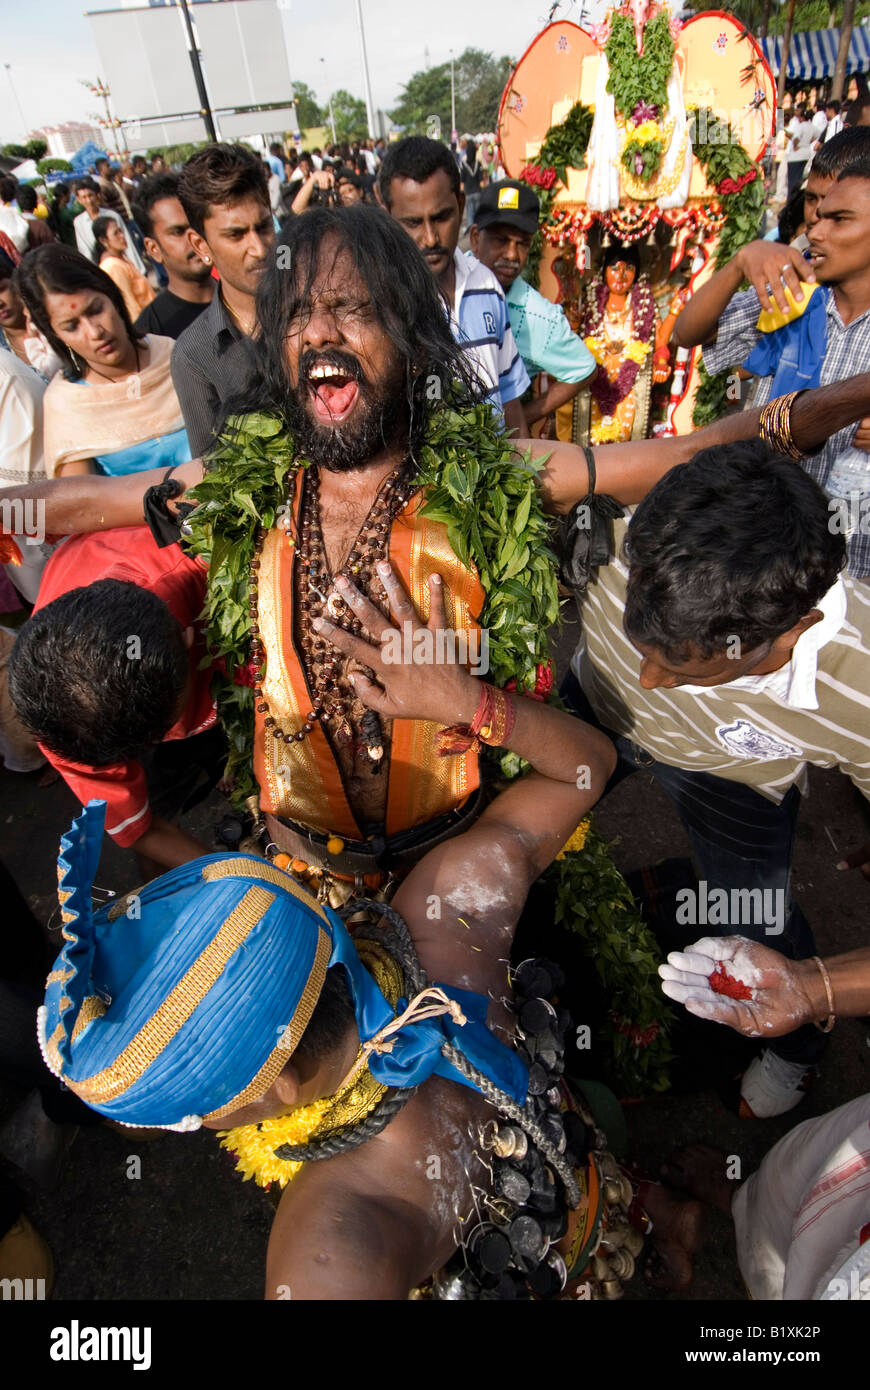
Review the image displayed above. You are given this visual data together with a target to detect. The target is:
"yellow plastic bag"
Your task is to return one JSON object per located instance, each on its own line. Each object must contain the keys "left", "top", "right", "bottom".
{"left": 756, "top": 280, "right": 820, "bottom": 333}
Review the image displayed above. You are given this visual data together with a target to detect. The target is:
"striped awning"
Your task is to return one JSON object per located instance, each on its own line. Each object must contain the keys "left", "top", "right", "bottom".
{"left": 762, "top": 26, "right": 870, "bottom": 81}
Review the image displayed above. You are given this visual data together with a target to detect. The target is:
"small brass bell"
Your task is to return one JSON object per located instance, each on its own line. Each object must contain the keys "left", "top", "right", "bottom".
{"left": 603, "top": 1178, "right": 623, "bottom": 1206}
{"left": 623, "top": 1227, "right": 644, "bottom": 1258}
{"left": 610, "top": 1247, "right": 635, "bottom": 1281}
{"left": 600, "top": 1276, "right": 624, "bottom": 1300}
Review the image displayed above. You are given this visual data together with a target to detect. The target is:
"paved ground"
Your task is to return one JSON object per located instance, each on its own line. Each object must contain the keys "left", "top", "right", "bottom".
{"left": 1, "top": 608, "right": 868, "bottom": 1300}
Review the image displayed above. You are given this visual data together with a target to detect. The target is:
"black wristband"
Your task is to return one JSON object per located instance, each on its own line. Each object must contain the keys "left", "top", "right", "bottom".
{"left": 582, "top": 445, "right": 596, "bottom": 495}
{"left": 143, "top": 469, "right": 193, "bottom": 549}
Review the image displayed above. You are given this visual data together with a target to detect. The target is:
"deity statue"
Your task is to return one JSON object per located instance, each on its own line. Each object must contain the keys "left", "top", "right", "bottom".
{"left": 578, "top": 243, "right": 685, "bottom": 445}
{"left": 585, "top": 0, "right": 692, "bottom": 213}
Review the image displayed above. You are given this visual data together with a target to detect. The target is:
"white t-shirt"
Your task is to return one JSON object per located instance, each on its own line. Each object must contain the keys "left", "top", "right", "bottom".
{"left": 0, "top": 204, "right": 28, "bottom": 254}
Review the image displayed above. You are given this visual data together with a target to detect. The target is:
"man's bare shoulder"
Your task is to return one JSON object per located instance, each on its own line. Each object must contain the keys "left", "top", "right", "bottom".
{"left": 265, "top": 1076, "right": 490, "bottom": 1300}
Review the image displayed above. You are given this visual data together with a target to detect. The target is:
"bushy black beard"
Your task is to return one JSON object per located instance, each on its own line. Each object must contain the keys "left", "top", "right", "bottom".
{"left": 285, "top": 349, "right": 409, "bottom": 472}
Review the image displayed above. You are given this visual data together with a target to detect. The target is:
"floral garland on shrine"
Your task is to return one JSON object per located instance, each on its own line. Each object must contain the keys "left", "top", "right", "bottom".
{"left": 582, "top": 276, "right": 656, "bottom": 442}
{"left": 520, "top": 101, "right": 594, "bottom": 288}
{"left": 689, "top": 107, "right": 765, "bottom": 426}
{"left": 604, "top": 7, "right": 680, "bottom": 188}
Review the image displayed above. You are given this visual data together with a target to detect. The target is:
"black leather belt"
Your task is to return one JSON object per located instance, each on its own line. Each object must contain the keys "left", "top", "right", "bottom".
{"left": 267, "top": 780, "right": 490, "bottom": 876}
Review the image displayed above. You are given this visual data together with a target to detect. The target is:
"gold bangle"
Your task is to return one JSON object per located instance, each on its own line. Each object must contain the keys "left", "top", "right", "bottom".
{"left": 812, "top": 955, "right": 836, "bottom": 1033}
{"left": 759, "top": 391, "right": 804, "bottom": 462}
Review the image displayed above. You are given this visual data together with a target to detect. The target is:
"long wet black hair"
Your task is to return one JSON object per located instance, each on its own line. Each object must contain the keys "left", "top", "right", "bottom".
{"left": 221, "top": 203, "right": 485, "bottom": 463}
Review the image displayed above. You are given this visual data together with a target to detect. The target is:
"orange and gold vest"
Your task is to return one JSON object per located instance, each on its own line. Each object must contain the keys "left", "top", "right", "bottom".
{"left": 254, "top": 475, "right": 485, "bottom": 840}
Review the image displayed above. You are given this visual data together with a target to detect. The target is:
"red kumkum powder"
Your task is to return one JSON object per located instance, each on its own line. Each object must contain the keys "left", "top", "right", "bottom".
{"left": 709, "top": 962, "right": 753, "bottom": 1000}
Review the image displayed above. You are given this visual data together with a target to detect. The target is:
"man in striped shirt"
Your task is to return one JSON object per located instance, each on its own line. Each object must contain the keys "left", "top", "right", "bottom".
{"left": 377, "top": 138, "right": 530, "bottom": 435}
{"left": 674, "top": 134, "right": 870, "bottom": 580}
{"left": 564, "top": 440, "right": 870, "bottom": 1118}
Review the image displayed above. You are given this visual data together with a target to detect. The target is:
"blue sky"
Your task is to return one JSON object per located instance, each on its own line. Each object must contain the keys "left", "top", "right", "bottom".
{"left": 0, "top": 0, "right": 607, "bottom": 142}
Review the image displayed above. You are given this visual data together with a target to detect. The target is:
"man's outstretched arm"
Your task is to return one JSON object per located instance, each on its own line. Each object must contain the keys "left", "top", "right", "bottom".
{"left": 525, "top": 369, "right": 870, "bottom": 512}
{"left": 0, "top": 458, "right": 203, "bottom": 535}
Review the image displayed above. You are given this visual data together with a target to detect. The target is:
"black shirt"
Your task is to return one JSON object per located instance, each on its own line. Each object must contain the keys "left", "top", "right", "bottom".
{"left": 170, "top": 291, "right": 258, "bottom": 458}
{"left": 135, "top": 289, "right": 211, "bottom": 341}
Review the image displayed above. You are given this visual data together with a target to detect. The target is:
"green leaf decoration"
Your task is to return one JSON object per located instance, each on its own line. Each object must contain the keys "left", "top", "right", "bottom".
{"left": 544, "top": 820, "right": 675, "bottom": 1095}
{"left": 185, "top": 392, "right": 562, "bottom": 810}
{"left": 605, "top": 11, "right": 675, "bottom": 121}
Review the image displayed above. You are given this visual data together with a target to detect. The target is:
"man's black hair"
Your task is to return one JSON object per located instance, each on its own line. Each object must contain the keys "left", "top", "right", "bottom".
{"left": 836, "top": 156, "right": 870, "bottom": 184}
{"left": 377, "top": 136, "right": 461, "bottom": 209}
{"left": 177, "top": 143, "right": 268, "bottom": 237}
{"left": 777, "top": 185, "right": 807, "bottom": 243}
{"left": 8, "top": 580, "right": 189, "bottom": 766}
{"left": 220, "top": 204, "right": 483, "bottom": 460}
{"left": 811, "top": 125, "right": 870, "bottom": 179}
{"left": 826, "top": 99, "right": 841, "bottom": 115}
{"left": 0, "top": 176, "right": 18, "bottom": 204}
{"left": 622, "top": 441, "right": 846, "bottom": 663}
{"left": 17, "top": 185, "right": 37, "bottom": 214}
{"left": 132, "top": 172, "right": 183, "bottom": 240}
{"left": 74, "top": 175, "right": 99, "bottom": 195}
{"left": 292, "top": 964, "right": 355, "bottom": 1068}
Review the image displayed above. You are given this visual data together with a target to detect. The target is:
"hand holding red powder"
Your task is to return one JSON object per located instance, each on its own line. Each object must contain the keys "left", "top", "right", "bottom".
{"left": 658, "top": 936, "right": 819, "bottom": 1039}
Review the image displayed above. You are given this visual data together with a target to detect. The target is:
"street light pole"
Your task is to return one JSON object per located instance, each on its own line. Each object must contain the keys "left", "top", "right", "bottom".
{"left": 178, "top": 0, "right": 217, "bottom": 142}
{"left": 354, "top": 0, "right": 377, "bottom": 140}
{"left": 321, "top": 57, "right": 337, "bottom": 145}
{"left": 4, "top": 65, "right": 28, "bottom": 142}
{"left": 88, "top": 78, "right": 124, "bottom": 159}
{"left": 450, "top": 50, "right": 457, "bottom": 143}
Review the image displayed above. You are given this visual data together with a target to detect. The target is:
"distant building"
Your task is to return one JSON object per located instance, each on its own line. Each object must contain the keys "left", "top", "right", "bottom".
{"left": 35, "top": 122, "right": 103, "bottom": 159}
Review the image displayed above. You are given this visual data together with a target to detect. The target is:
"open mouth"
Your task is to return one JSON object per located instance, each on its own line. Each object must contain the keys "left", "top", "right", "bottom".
{"left": 307, "top": 361, "right": 361, "bottom": 424}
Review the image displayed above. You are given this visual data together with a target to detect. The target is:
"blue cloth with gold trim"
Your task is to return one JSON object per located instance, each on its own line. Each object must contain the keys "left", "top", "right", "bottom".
{"left": 38, "top": 802, "right": 528, "bottom": 1130}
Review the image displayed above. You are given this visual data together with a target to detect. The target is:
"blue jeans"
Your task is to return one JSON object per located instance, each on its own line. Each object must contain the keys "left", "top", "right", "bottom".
{"left": 561, "top": 671, "right": 825, "bottom": 1066}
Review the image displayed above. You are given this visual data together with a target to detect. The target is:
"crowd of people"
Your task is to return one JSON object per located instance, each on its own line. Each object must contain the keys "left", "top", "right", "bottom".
{"left": 0, "top": 115, "right": 868, "bottom": 1306}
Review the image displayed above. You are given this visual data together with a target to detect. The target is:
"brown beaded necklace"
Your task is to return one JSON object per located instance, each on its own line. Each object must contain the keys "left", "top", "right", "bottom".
{"left": 248, "top": 461, "right": 416, "bottom": 756}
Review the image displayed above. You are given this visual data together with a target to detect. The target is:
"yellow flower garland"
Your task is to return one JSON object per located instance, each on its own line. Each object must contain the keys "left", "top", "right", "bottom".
{"left": 556, "top": 817, "right": 591, "bottom": 860}
{"left": 218, "top": 938, "right": 404, "bottom": 1190}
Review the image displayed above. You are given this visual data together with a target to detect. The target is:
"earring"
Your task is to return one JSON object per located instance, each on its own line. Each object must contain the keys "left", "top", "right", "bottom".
{"left": 69, "top": 349, "right": 82, "bottom": 373}
{"left": 203, "top": 256, "right": 211, "bottom": 264}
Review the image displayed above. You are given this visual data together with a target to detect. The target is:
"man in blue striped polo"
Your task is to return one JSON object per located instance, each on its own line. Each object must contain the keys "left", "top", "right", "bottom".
{"left": 377, "top": 137, "right": 530, "bottom": 435}
{"left": 470, "top": 180, "right": 595, "bottom": 437}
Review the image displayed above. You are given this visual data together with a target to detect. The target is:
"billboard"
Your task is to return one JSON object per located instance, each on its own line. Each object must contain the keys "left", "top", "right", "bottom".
{"left": 87, "top": 0, "right": 294, "bottom": 122}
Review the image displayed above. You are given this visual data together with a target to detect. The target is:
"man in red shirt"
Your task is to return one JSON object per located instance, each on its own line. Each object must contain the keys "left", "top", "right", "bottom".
{"left": 7, "top": 527, "right": 221, "bottom": 871}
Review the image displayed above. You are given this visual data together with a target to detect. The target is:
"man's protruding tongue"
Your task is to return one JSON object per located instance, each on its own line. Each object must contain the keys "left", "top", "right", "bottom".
{"left": 312, "top": 377, "right": 360, "bottom": 422}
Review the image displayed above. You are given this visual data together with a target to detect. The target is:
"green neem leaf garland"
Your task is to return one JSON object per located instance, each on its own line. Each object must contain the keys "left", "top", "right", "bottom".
{"left": 536, "top": 102, "right": 595, "bottom": 189}
{"left": 604, "top": 10, "right": 675, "bottom": 121}
{"left": 521, "top": 102, "right": 594, "bottom": 289}
{"left": 183, "top": 400, "right": 561, "bottom": 803}
{"left": 690, "top": 108, "right": 764, "bottom": 426}
{"left": 185, "top": 404, "right": 672, "bottom": 1093}
{"left": 545, "top": 820, "right": 674, "bottom": 1094}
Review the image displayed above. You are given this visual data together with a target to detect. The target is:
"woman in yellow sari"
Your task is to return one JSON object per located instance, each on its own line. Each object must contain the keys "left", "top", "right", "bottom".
{"left": 92, "top": 215, "right": 156, "bottom": 323}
